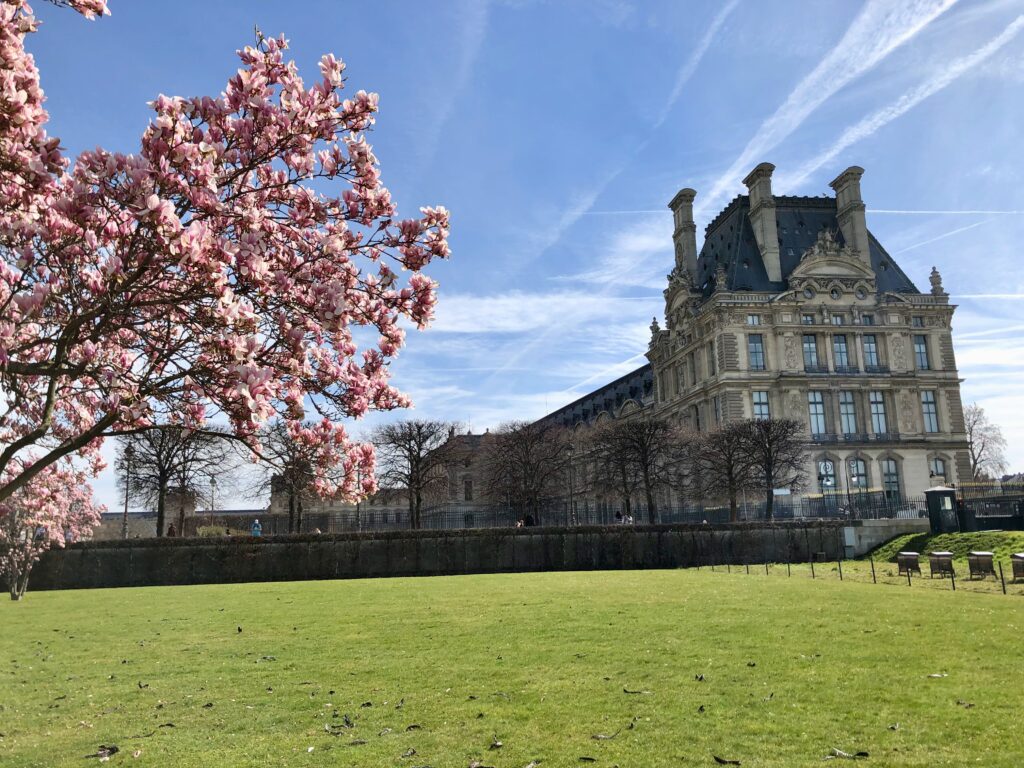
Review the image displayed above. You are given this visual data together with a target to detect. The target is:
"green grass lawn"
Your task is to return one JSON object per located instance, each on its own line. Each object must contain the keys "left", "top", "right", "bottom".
{"left": 2, "top": 570, "right": 1023, "bottom": 767}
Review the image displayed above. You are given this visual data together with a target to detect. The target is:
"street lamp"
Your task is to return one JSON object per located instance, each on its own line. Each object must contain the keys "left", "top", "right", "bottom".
{"left": 121, "top": 443, "right": 134, "bottom": 540}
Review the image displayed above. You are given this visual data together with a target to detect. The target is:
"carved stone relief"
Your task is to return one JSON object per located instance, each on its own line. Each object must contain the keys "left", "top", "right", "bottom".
{"left": 890, "top": 334, "right": 906, "bottom": 370}
{"left": 783, "top": 334, "right": 798, "bottom": 369}
{"left": 899, "top": 391, "right": 917, "bottom": 433}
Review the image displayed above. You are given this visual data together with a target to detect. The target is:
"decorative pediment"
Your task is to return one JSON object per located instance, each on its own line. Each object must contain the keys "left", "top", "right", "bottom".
{"left": 789, "top": 229, "right": 875, "bottom": 283}
{"left": 663, "top": 264, "right": 696, "bottom": 308}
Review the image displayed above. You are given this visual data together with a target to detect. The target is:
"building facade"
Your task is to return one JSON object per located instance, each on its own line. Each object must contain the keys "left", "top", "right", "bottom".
{"left": 544, "top": 162, "right": 970, "bottom": 502}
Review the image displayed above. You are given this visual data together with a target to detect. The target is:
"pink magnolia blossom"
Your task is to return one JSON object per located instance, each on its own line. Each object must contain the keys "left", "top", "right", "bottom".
{"left": 0, "top": 462, "right": 103, "bottom": 599}
{"left": 0, "top": 2, "right": 449, "bottom": 525}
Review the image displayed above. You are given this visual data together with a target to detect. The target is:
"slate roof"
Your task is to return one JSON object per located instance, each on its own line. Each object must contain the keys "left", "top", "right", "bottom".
{"left": 538, "top": 364, "right": 654, "bottom": 428}
{"left": 694, "top": 195, "right": 919, "bottom": 297}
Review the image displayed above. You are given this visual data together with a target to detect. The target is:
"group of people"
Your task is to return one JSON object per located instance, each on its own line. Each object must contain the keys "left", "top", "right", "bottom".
{"left": 614, "top": 511, "right": 635, "bottom": 525}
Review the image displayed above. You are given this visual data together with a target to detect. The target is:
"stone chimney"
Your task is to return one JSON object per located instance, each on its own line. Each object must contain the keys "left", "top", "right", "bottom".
{"left": 829, "top": 166, "right": 870, "bottom": 263}
{"left": 667, "top": 188, "right": 698, "bottom": 279}
{"left": 742, "top": 162, "right": 781, "bottom": 283}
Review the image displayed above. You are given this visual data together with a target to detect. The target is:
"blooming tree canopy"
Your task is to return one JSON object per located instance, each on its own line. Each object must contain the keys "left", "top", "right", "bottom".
{"left": 0, "top": 461, "right": 102, "bottom": 599}
{"left": 0, "top": 1, "right": 450, "bottom": 510}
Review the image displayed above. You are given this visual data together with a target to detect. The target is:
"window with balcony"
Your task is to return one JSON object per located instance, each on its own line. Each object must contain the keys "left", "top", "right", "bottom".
{"left": 808, "top": 391, "right": 828, "bottom": 436}
{"left": 839, "top": 391, "right": 858, "bottom": 435}
{"left": 833, "top": 334, "right": 850, "bottom": 369}
{"left": 921, "top": 391, "right": 939, "bottom": 432}
{"left": 912, "top": 316, "right": 925, "bottom": 328}
{"left": 863, "top": 334, "right": 880, "bottom": 368}
{"left": 831, "top": 314, "right": 845, "bottom": 326}
{"left": 802, "top": 334, "right": 819, "bottom": 368}
{"left": 752, "top": 391, "right": 770, "bottom": 419}
{"left": 913, "top": 334, "right": 930, "bottom": 370}
{"left": 801, "top": 314, "right": 815, "bottom": 325}
{"left": 861, "top": 314, "right": 874, "bottom": 326}
{"left": 870, "top": 391, "right": 888, "bottom": 434}
{"left": 748, "top": 334, "right": 766, "bottom": 371}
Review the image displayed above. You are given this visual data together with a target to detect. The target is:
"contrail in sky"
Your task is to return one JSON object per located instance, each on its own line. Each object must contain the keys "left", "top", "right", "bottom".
{"left": 782, "top": 14, "right": 1024, "bottom": 189}
{"left": 697, "top": 0, "right": 958, "bottom": 219}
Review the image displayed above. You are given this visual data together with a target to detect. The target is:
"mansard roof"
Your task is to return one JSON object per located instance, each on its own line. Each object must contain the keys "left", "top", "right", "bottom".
{"left": 537, "top": 364, "right": 654, "bottom": 428}
{"left": 694, "top": 195, "right": 919, "bottom": 297}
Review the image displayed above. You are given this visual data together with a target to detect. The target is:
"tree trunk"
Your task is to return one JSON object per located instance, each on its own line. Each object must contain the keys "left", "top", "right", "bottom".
{"left": 765, "top": 486, "right": 774, "bottom": 520}
{"left": 643, "top": 470, "right": 657, "bottom": 524}
{"left": 728, "top": 486, "right": 738, "bottom": 523}
{"left": 10, "top": 566, "right": 29, "bottom": 600}
{"left": 288, "top": 490, "right": 296, "bottom": 533}
{"left": 297, "top": 497, "right": 304, "bottom": 532}
{"left": 414, "top": 491, "right": 422, "bottom": 529}
{"left": 156, "top": 478, "right": 167, "bottom": 537}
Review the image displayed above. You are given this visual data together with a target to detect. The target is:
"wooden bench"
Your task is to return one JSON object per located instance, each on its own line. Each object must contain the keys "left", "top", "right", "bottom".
{"left": 928, "top": 551, "right": 955, "bottom": 578}
{"left": 1012, "top": 553, "right": 1024, "bottom": 582}
{"left": 967, "top": 551, "right": 996, "bottom": 579}
{"left": 897, "top": 551, "right": 921, "bottom": 576}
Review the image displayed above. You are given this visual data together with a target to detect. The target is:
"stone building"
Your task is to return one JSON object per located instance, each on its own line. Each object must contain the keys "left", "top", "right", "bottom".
{"left": 545, "top": 162, "right": 970, "bottom": 501}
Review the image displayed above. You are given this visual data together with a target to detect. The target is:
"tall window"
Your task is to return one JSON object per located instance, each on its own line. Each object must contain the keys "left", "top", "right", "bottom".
{"left": 752, "top": 391, "right": 770, "bottom": 420}
{"left": 748, "top": 334, "right": 766, "bottom": 371}
{"left": 689, "top": 352, "right": 698, "bottom": 384}
{"left": 808, "top": 391, "right": 827, "bottom": 435}
{"left": 881, "top": 458, "right": 901, "bottom": 501}
{"left": 848, "top": 458, "right": 868, "bottom": 489}
{"left": 692, "top": 404, "right": 701, "bottom": 432}
{"left": 818, "top": 458, "right": 837, "bottom": 491}
{"left": 707, "top": 342, "right": 716, "bottom": 376}
{"left": 839, "top": 391, "right": 858, "bottom": 434}
{"left": 930, "top": 457, "right": 947, "bottom": 480}
{"left": 464, "top": 478, "right": 473, "bottom": 501}
{"left": 869, "top": 391, "right": 887, "bottom": 434}
{"left": 802, "top": 334, "right": 819, "bottom": 367}
{"left": 863, "top": 334, "right": 879, "bottom": 367}
{"left": 921, "top": 391, "right": 939, "bottom": 433}
{"left": 913, "top": 334, "right": 930, "bottom": 370}
{"left": 833, "top": 335, "right": 849, "bottom": 367}
{"left": 713, "top": 395, "right": 722, "bottom": 424}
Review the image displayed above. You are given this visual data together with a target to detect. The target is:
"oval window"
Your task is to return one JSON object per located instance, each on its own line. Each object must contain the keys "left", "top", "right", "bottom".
{"left": 830, "top": 288, "right": 841, "bottom": 300}
{"left": 803, "top": 287, "right": 815, "bottom": 299}
{"left": 855, "top": 287, "right": 867, "bottom": 300}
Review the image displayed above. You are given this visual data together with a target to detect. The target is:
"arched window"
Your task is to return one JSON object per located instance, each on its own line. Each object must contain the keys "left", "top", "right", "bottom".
{"left": 817, "top": 457, "right": 837, "bottom": 492}
{"left": 848, "top": 457, "right": 868, "bottom": 489}
{"left": 881, "top": 458, "right": 901, "bottom": 502}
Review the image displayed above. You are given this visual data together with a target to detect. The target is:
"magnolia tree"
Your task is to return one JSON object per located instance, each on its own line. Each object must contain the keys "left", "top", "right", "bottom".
{"left": 0, "top": 462, "right": 102, "bottom": 599}
{"left": 0, "top": 0, "right": 450, "bottom": 561}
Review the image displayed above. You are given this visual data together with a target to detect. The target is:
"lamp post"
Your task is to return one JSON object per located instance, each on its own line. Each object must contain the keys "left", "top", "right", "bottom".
{"left": 121, "top": 443, "right": 134, "bottom": 540}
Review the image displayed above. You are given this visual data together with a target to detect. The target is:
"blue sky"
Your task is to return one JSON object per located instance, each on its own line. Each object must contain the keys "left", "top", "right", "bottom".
{"left": 31, "top": 0, "right": 1024, "bottom": 510}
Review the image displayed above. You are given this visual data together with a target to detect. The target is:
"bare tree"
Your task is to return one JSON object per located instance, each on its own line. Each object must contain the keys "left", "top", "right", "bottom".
{"left": 740, "top": 418, "right": 807, "bottom": 520}
{"left": 587, "top": 416, "right": 682, "bottom": 523}
{"left": 695, "top": 422, "right": 755, "bottom": 522}
{"left": 481, "top": 421, "right": 569, "bottom": 525}
{"left": 964, "top": 403, "right": 1008, "bottom": 480}
{"left": 250, "top": 420, "right": 337, "bottom": 533}
{"left": 371, "top": 420, "right": 456, "bottom": 529}
{"left": 115, "top": 427, "right": 236, "bottom": 537}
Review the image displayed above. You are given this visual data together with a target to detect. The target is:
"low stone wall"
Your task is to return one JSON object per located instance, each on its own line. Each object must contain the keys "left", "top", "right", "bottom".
{"left": 841, "top": 518, "right": 930, "bottom": 559}
{"left": 27, "top": 521, "right": 848, "bottom": 592}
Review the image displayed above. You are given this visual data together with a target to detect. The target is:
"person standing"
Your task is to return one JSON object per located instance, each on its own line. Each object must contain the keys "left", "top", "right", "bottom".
{"left": 166, "top": 522, "right": 177, "bottom": 537}
{"left": 251, "top": 518, "right": 263, "bottom": 537}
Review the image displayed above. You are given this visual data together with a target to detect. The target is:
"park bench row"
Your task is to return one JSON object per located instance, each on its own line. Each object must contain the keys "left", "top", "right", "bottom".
{"left": 896, "top": 551, "right": 1024, "bottom": 580}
